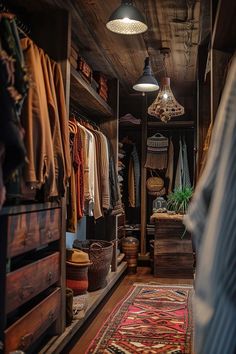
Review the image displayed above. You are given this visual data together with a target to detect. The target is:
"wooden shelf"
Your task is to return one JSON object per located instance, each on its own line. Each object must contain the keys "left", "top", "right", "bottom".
{"left": 148, "top": 120, "right": 194, "bottom": 129}
{"left": 39, "top": 262, "right": 127, "bottom": 354}
{"left": 70, "top": 67, "right": 113, "bottom": 118}
{"left": 212, "top": 0, "right": 236, "bottom": 52}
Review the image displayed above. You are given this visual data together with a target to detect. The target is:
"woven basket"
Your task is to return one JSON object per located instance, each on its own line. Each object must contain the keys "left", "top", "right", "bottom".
{"left": 73, "top": 240, "right": 113, "bottom": 291}
{"left": 146, "top": 176, "right": 164, "bottom": 192}
{"left": 147, "top": 133, "right": 168, "bottom": 148}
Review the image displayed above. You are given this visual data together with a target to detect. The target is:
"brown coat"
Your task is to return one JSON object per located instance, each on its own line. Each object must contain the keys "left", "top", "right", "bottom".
{"left": 51, "top": 61, "right": 71, "bottom": 180}
{"left": 21, "top": 38, "right": 57, "bottom": 197}
{"left": 39, "top": 49, "right": 65, "bottom": 196}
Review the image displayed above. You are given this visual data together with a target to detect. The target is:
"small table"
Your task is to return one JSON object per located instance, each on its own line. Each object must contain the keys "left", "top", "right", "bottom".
{"left": 151, "top": 213, "right": 194, "bottom": 278}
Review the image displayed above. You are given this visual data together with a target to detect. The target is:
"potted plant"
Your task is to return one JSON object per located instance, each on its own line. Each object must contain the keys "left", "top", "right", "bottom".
{"left": 167, "top": 187, "right": 193, "bottom": 214}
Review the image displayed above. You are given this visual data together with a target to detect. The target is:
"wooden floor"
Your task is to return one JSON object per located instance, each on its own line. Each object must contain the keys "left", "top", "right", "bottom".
{"left": 65, "top": 267, "right": 193, "bottom": 354}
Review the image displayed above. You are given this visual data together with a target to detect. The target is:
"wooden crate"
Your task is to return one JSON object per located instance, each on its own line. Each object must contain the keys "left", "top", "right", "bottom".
{"left": 152, "top": 213, "right": 194, "bottom": 278}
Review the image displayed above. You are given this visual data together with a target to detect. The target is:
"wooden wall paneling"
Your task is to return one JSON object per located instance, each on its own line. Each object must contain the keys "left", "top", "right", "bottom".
{"left": 212, "top": 0, "right": 236, "bottom": 52}
{"left": 29, "top": 9, "right": 71, "bottom": 110}
{"left": 0, "top": 215, "right": 8, "bottom": 352}
{"left": 210, "top": 49, "right": 231, "bottom": 122}
{"left": 140, "top": 95, "right": 148, "bottom": 256}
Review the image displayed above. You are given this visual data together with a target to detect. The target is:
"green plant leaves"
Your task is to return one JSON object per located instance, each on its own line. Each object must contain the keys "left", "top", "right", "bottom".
{"left": 167, "top": 187, "right": 193, "bottom": 214}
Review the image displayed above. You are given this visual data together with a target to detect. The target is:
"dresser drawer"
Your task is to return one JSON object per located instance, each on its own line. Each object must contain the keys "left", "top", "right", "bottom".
{"left": 7, "top": 212, "right": 41, "bottom": 258}
{"left": 5, "top": 288, "right": 61, "bottom": 353}
{"left": 40, "top": 207, "right": 61, "bottom": 244}
{"left": 6, "top": 252, "right": 60, "bottom": 314}
{"left": 7, "top": 208, "right": 61, "bottom": 258}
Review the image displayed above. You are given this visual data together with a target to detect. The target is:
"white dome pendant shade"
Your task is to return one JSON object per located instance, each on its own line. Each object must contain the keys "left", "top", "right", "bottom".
{"left": 148, "top": 77, "right": 185, "bottom": 122}
{"left": 133, "top": 57, "right": 159, "bottom": 92}
{"left": 106, "top": 0, "right": 148, "bottom": 35}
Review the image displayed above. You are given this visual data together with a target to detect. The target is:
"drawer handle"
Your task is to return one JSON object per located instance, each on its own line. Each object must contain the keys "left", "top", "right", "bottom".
{"left": 47, "top": 231, "right": 53, "bottom": 240}
{"left": 48, "top": 310, "right": 54, "bottom": 321}
{"left": 18, "top": 285, "right": 34, "bottom": 300}
{"left": 21, "top": 232, "right": 34, "bottom": 246}
{"left": 20, "top": 332, "right": 33, "bottom": 349}
{"left": 47, "top": 271, "right": 53, "bottom": 282}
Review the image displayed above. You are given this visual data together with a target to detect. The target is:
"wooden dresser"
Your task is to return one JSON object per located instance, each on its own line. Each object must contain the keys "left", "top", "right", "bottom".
{"left": 151, "top": 213, "right": 194, "bottom": 278}
{"left": 0, "top": 202, "right": 64, "bottom": 353}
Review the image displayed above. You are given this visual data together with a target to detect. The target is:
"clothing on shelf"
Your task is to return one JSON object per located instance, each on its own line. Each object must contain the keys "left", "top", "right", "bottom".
{"left": 174, "top": 137, "right": 191, "bottom": 190}
{"left": 184, "top": 55, "right": 236, "bottom": 354}
{"left": 119, "top": 113, "right": 141, "bottom": 125}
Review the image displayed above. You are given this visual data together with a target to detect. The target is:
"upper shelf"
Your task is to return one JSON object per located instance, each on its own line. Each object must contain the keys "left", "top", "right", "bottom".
{"left": 70, "top": 67, "right": 113, "bottom": 118}
{"left": 212, "top": 0, "right": 236, "bottom": 52}
{"left": 148, "top": 120, "right": 194, "bottom": 129}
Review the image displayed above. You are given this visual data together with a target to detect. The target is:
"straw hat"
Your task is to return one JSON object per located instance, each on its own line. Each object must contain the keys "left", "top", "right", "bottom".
{"left": 66, "top": 248, "right": 92, "bottom": 266}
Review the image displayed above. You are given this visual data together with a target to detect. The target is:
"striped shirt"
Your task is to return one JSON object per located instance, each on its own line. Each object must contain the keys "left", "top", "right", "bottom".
{"left": 184, "top": 55, "right": 236, "bottom": 354}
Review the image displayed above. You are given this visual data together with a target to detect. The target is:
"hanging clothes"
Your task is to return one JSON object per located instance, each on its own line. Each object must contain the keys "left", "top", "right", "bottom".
{"left": 67, "top": 120, "right": 78, "bottom": 233}
{"left": 166, "top": 137, "right": 174, "bottom": 194}
{"left": 77, "top": 122, "right": 94, "bottom": 214}
{"left": 39, "top": 50, "right": 66, "bottom": 196}
{"left": 182, "top": 137, "right": 191, "bottom": 188}
{"left": 51, "top": 60, "right": 71, "bottom": 180}
{"left": 128, "top": 158, "right": 135, "bottom": 207}
{"left": 131, "top": 145, "right": 140, "bottom": 207}
{"left": 174, "top": 137, "right": 191, "bottom": 190}
{"left": 199, "top": 121, "right": 213, "bottom": 177}
{"left": 107, "top": 139, "right": 120, "bottom": 210}
{"left": 21, "top": 38, "right": 56, "bottom": 196}
{"left": 0, "top": 14, "right": 28, "bottom": 197}
{"left": 184, "top": 55, "right": 236, "bottom": 354}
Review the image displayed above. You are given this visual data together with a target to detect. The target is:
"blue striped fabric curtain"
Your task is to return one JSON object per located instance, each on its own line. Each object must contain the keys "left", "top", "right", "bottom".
{"left": 184, "top": 55, "right": 236, "bottom": 354}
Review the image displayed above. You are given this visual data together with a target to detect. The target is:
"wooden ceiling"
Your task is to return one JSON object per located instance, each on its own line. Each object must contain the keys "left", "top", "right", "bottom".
{"left": 7, "top": 0, "right": 209, "bottom": 97}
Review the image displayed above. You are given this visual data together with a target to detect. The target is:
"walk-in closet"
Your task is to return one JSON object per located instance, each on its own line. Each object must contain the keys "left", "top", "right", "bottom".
{"left": 0, "top": 1, "right": 235, "bottom": 353}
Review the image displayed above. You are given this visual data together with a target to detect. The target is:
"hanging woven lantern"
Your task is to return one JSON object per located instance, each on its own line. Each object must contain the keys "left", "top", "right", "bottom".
{"left": 148, "top": 77, "right": 185, "bottom": 122}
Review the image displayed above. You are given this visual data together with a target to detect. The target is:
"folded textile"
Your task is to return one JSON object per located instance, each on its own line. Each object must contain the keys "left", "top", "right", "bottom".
{"left": 118, "top": 153, "right": 125, "bottom": 159}
{"left": 119, "top": 113, "right": 141, "bottom": 125}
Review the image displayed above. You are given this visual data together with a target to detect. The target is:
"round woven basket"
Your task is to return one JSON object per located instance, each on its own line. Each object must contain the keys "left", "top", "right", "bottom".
{"left": 73, "top": 240, "right": 113, "bottom": 291}
{"left": 146, "top": 176, "right": 164, "bottom": 194}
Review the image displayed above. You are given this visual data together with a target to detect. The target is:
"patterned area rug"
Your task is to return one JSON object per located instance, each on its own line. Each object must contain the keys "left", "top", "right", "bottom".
{"left": 86, "top": 284, "right": 193, "bottom": 354}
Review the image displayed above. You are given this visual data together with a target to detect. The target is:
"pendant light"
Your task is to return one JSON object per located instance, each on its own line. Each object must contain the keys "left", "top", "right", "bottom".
{"left": 148, "top": 77, "right": 185, "bottom": 122}
{"left": 106, "top": 0, "right": 148, "bottom": 35}
{"left": 133, "top": 57, "right": 159, "bottom": 92}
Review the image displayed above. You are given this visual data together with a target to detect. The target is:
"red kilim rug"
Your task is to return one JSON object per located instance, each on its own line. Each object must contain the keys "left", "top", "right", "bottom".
{"left": 86, "top": 284, "right": 193, "bottom": 354}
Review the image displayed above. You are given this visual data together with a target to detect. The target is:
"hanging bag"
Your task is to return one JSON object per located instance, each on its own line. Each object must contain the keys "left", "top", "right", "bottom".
{"left": 145, "top": 133, "right": 169, "bottom": 170}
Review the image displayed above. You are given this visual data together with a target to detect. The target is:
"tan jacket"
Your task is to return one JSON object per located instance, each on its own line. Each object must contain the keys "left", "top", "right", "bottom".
{"left": 21, "top": 38, "right": 57, "bottom": 197}
{"left": 39, "top": 49, "right": 65, "bottom": 196}
{"left": 51, "top": 61, "right": 71, "bottom": 180}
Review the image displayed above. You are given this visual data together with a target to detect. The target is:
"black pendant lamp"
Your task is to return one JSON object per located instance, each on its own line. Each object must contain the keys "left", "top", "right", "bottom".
{"left": 106, "top": 0, "right": 148, "bottom": 35}
{"left": 133, "top": 57, "right": 159, "bottom": 92}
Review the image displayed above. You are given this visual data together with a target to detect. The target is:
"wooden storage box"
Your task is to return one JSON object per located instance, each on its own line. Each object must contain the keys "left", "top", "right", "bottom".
{"left": 78, "top": 56, "right": 93, "bottom": 83}
{"left": 151, "top": 213, "right": 194, "bottom": 278}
